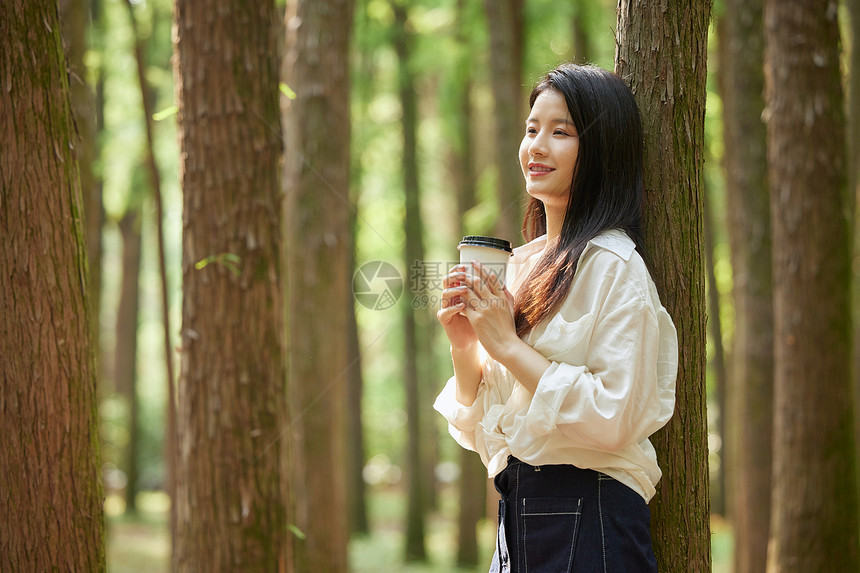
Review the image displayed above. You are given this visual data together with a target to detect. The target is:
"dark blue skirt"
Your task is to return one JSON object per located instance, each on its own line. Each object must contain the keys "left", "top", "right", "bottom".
{"left": 490, "top": 457, "right": 657, "bottom": 572}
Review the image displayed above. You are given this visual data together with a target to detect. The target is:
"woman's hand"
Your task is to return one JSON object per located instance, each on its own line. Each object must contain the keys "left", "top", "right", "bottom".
{"left": 459, "top": 260, "right": 519, "bottom": 361}
{"left": 437, "top": 265, "right": 479, "bottom": 351}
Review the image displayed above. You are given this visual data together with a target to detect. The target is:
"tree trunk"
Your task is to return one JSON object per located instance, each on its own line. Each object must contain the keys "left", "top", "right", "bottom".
{"left": 614, "top": 3, "right": 712, "bottom": 571}
{"left": 115, "top": 207, "right": 143, "bottom": 512}
{"left": 484, "top": 0, "right": 524, "bottom": 245}
{"left": 571, "top": 0, "right": 592, "bottom": 64}
{"left": 718, "top": 1, "right": 774, "bottom": 570}
{"left": 848, "top": 0, "right": 860, "bottom": 509}
{"left": 172, "top": 0, "right": 288, "bottom": 569}
{"left": 764, "top": 2, "right": 860, "bottom": 570}
{"left": 122, "top": 0, "right": 178, "bottom": 547}
{"left": 346, "top": 212, "right": 369, "bottom": 536}
{"left": 445, "top": 3, "right": 487, "bottom": 562}
{"left": 283, "top": 0, "right": 354, "bottom": 570}
{"left": 702, "top": 184, "right": 726, "bottom": 517}
{"left": 0, "top": 1, "right": 106, "bottom": 569}
{"left": 392, "top": 1, "right": 428, "bottom": 561}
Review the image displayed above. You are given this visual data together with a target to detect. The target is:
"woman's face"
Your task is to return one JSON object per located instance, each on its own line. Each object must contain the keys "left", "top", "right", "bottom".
{"left": 518, "top": 89, "right": 579, "bottom": 212}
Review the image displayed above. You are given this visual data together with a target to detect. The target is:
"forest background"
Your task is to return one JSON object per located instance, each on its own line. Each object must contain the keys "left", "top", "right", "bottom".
{"left": 4, "top": 0, "right": 860, "bottom": 571}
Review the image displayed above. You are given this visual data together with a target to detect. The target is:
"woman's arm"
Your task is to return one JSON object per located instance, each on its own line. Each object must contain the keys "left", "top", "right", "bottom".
{"left": 438, "top": 264, "right": 484, "bottom": 406}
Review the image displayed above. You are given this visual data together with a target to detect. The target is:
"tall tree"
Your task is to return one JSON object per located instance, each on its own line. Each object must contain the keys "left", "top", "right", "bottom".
{"left": 718, "top": 1, "right": 773, "bottom": 570}
{"left": 764, "top": 1, "right": 860, "bottom": 570}
{"left": 702, "top": 181, "right": 727, "bottom": 517}
{"left": 445, "top": 0, "right": 486, "bottom": 565}
{"left": 283, "top": 0, "right": 354, "bottom": 570}
{"left": 849, "top": 0, "right": 860, "bottom": 505}
{"left": 172, "top": 0, "right": 288, "bottom": 568}
{"left": 615, "top": 2, "right": 712, "bottom": 571}
{"left": 571, "top": 0, "right": 592, "bottom": 64}
{"left": 392, "top": 1, "right": 429, "bottom": 561}
{"left": 346, "top": 210, "right": 369, "bottom": 536}
{"left": 114, "top": 194, "right": 144, "bottom": 513}
{"left": 0, "top": 0, "right": 106, "bottom": 569}
{"left": 124, "top": 0, "right": 178, "bottom": 542}
{"left": 484, "top": 0, "right": 524, "bottom": 244}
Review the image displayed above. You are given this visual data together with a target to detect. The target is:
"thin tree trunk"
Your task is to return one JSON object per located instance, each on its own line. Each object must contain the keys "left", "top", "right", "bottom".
{"left": 764, "top": 2, "right": 860, "bottom": 570}
{"left": 115, "top": 207, "right": 143, "bottom": 512}
{"left": 703, "top": 184, "right": 726, "bottom": 517}
{"left": 571, "top": 0, "right": 592, "bottom": 64}
{"left": 848, "top": 0, "right": 860, "bottom": 509}
{"left": 0, "top": 1, "right": 106, "bottom": 569}
{"left": 392, "top": 1, "right": 428, "bottom": 561}
{"left": 447, "top": 1, "right": 486, "bottom": 562}
{"left": 173, "top": 0, "right": 288, "bottom": 569}
{"left": 122, "top": 0, "right": 177, "bottom": 549}
{"left": 718, "top": 1, "right": 774, "bottom": 570}
{"left": 346, "top": 210, "right": 369, "bottom": 536}
{"left": 484, "top": 0, "right": 524, "bottom": 245}
{"left": 615, "top": 3, "right": 712, "bottom": 571}
{"left": 283, "top": 0, "right": 354, "bottom": 570}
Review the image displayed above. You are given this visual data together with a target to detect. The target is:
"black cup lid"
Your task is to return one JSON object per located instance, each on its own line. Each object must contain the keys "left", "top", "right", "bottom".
{"left": 458, "top": 235, "right": 513, "bottom": 253}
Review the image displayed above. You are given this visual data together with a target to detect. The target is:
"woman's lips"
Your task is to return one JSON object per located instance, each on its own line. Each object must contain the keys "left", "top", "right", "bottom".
{"left": 528, "top": 163, "right": 554, "bottom": 175}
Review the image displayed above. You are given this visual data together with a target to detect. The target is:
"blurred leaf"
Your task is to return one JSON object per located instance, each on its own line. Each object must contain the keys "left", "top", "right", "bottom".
{"left": 152, "top": 105, "right": 178, "bottom": 121}
{"left": 279, "top": 82, "right": 297, "bottom": 100}
{"left": 194, "top": 253, "right": 242, "bottom": 277}
{"left": 288, "top": 524, "right": 306, "bottom": 540}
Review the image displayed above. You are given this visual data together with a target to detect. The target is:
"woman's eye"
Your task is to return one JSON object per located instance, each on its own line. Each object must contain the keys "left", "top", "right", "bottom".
{"left": 526, "top": 127, "right": 537, "bottom": 134}
{"left": 554, "top": 130, "right": 569, "bottom": 136}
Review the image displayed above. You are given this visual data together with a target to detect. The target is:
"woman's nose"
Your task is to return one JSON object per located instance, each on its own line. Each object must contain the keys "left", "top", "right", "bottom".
{"left": 529, "top": 132, "right": 548, "bottom": 156}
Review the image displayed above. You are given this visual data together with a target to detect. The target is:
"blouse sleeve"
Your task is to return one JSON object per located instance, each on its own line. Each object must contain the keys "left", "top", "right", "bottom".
{"left": 433, "top": 374, "right": 488, "bottom": 452}
{"left": 506, "top": 252, "right": 678, "bottom": 456}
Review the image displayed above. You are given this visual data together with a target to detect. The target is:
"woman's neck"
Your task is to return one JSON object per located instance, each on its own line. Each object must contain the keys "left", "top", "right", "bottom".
{"left": 545, "top": 205, "right": 564, "bottom": 242}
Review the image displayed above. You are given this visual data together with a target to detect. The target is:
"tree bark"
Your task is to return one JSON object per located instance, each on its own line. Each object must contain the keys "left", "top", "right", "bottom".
{"left": 764, "top": 1, "right": 860, "bottom": 570}
{"left": 60, "top": 0, "right": 103, "bottom": 381}
{"left": 0, "top": 0, "right": 106, "bottom": 569}
{"left": 717, "top": 1, "right": 774, "bottom": 570}
{"left": 283, "top": 0, "right": 354, "bottom": 570}
{"left": 484, "top": 0, "right": 524, "bottom": 245}
{"left": 392, "top": 1, "right": 429, "bottom": 561}
{"left": 615, "top": 3, "right": 712, "bottom": 571}
{"left": 173, "top": 0, "right": 288, "bottom": 569}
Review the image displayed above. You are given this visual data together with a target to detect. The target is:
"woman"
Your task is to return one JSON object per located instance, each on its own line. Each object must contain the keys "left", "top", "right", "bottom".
{"left": 434, "top": 64, "right": 678, "bottom": 572}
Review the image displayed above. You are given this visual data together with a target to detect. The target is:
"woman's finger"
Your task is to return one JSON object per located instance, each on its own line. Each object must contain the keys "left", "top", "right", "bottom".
{"left": 437, "top": 302, "right": 465, "bottom": 324}
{"left": 470, "top": 260, "right": 504, "bottom": 296}
{"left": 441, "top": 285, "right": 468, "bottom": 308}
{"left": 441, "top": 266, "right": 468, "bottom": 289}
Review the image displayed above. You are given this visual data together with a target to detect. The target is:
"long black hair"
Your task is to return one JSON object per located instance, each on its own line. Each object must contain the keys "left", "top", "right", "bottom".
{"left": 514, "top": 64, "right": 648, "bottom": 337}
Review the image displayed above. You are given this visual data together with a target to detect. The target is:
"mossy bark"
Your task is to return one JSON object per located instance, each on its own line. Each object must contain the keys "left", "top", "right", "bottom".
{"left": 0, "top": 1, "right": 106, "bottom": 570}
{"left": 615, "top": 2, "right": 712, "bottom": 571}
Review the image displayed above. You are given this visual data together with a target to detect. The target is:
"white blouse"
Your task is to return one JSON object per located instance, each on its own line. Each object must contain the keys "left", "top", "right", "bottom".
{"left": 434, "top": 230, "right": 678, "bottom": 502}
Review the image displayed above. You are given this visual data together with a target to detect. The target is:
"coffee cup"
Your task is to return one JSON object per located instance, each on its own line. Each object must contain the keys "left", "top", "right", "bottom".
{"left": 458, "top": 235, "right": 513, "bottom": 286}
